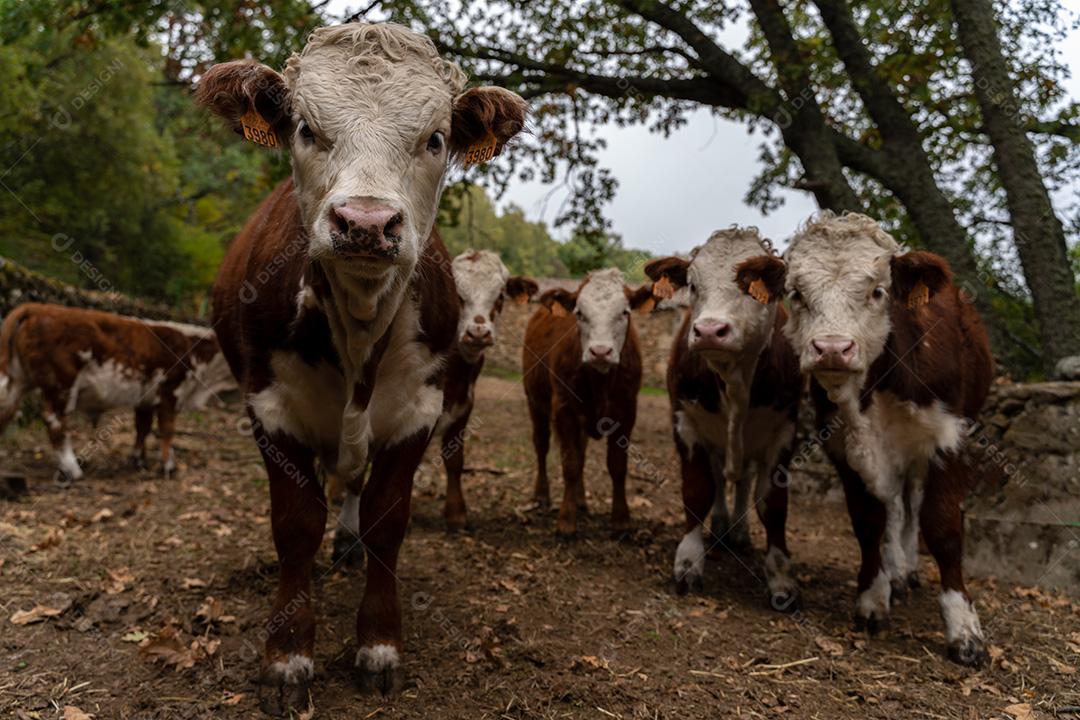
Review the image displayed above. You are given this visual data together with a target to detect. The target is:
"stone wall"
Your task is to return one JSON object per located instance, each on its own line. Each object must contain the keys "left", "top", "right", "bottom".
{"left": 964, "top": 381, "right": 1080, "bottom": 592}
{"left": 0, "top": 257, "right": 193, "bottom": 322}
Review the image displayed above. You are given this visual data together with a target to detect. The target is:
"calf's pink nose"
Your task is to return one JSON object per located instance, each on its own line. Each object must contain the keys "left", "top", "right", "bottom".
{"left": 692, "top": 320, "right": 730, "bottom": 339}
{"left": 811, "top": 336, "right": 857, "bottom": 367}
{"left": 589, "top": 345, "right": 614, "bottom": 361}
{"left": 330, "top": 200, "right": 403, "bottom": 248}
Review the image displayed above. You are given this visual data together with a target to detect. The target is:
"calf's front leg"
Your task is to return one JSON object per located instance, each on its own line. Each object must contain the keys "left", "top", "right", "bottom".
{"left": 440, "top": 405, "right": 472, "bottom": 531}
{"left": 554, "top": 407, "right": 587, "bottom": 537}
{"left": 354, "top": 429, "right": 427, "bottom": 694}
{"left": 250, "top": 418, "right": 325, "bottom": 717}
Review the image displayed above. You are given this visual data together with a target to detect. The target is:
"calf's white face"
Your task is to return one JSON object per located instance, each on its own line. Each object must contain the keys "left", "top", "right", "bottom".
{"left": 197, "top": 22, "right": 526, "bottom": 284}
{"left": 450, "top": 250, "right": 537, "bottom": 361}
{"left": 782, "top": 213, "right": 900, "bottom": 380}
{"left": 645, "top": 228, "right": 784, "bottom": 364}
{"left": 543, "top": 269, "right": 653, "bottom": 372}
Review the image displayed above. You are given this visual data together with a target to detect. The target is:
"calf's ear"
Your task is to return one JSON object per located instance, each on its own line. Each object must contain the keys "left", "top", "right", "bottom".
{"left": 505, "top": 276, "right": 539, "bottom": 305}
{"left": 734, "top": 255, "right": 786, "bottom": 304}
{"left": 890, "top": 251, "right": 952, "bottom": 308}
{"left": 643, "top": 257, "right": 689, "bottom": 299}
{"left": 625, "top": 284, "right": 658, "bottom": 314}
{"left": 539, "top": 288, "right": 576, "bottom": 318}
{"left": 196, "top": 60, "right": 292, "bottom": 149}
{"left": 451, "top": 87, "right": 528, "bottom": 161}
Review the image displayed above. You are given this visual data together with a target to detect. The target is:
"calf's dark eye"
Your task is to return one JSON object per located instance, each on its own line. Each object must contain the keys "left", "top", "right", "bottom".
{"left": 298, "top": 120, "right": 315, "bottom": 142}
{"left": 872, "top": 286, "right": 886, "bottom": 300}
{"left": 426, "top": 131, "right": 445, "bottom": 154}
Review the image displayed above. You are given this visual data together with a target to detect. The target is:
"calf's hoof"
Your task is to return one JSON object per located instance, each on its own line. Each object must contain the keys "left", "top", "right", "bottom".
{"left": 331, "top": 532, "right": 366, "bottom": 569}
{"left": 355, "top": 644, "right": 404, "bottom": 696}
{"left": 444, "top": 511, "right": 469, "bottom": 533}
{"left": 947, "top": 637, "right": 989, "bottom": 667}
{"left": 674, "top": 568, "right": 704, "bottom": 596}
{"left": 129, "top": 455, "right": 148, "bottom": 470}
{"left": 258, "top": 656, "right": 313, "bottom": 717}
{"left": 610, "top": 515, "right": 632, "bottom": 540}
{"left": 853, "top": 610, "right": 890, "bottom": 636}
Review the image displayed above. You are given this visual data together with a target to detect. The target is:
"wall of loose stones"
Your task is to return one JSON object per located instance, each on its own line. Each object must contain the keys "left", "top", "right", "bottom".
{"left": 0, "top": 257, "right": 193, "bottom": 322}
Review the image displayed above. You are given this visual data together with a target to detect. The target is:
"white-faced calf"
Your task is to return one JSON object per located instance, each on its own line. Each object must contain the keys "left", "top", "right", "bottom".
{"left": 522, "top": 269, "right": 654, "bottom": 537}
{"left": 781, "top": 212, "right": 994, "bottom": 666}
{"left": 198, "top": 22, "right": 526, "bottom": 714}
{"left": 645, "top": 228, "right": 801, "bottom": 607}
{"left": 438, "top": 250, "right": 537, "bottom": 529}
{"left": 0, "top": 303, "right": 230, "bottom": 481}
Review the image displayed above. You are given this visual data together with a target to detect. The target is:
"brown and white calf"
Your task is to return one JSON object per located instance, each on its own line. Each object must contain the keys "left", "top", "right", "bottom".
{"left": 645, "top": 228, "right": 801, "bottom": 607}
{"left": 0, "top": 303, "right": 230, "bottom": 481}
{"left": 437, "top": 250, "right": 536, "bottom": 529}
{"left": 780, "top": 212, "right": 994, "bottom": 665}
{"left": 197, "top": 22, "right": 526, "bottom": 714}
{"left": 522, "top": 269, "right": 654, "bottom": 537}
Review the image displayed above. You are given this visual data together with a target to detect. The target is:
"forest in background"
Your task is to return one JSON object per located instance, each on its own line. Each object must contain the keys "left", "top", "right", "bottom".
{"left": 0, "top": 0, "right": 1077, "bottom": 377}
{"left": 0, "top": 2, "right": 649, "bottom": 319}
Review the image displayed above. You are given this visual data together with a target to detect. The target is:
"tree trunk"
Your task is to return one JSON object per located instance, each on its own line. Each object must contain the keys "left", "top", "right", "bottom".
{"left": 747, "top": 0, "right": 862, "bottom": 213}
{"left": 812, "top": 0, "right": 1006, "bottom": 357}
{"left": 950, "top": 0, "right": 1080, "bottom": 372}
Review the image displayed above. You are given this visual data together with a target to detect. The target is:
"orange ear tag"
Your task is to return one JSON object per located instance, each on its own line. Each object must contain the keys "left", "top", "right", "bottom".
{"left": 637, "top": 296, "right": 657, "bottom": 314}
{"left": 748, "top": 278, "right": 770, "bottom": 305}
{"left": 908, "top": 281, "right": 929, "bottom": 309}
{"left": 550, "top": 303, "right": 568, "bottom": 318}
{"left": 463, "top": 133, "right": 498, "bottom": 166}
{"left": 652, "top": 275, "right": 675, "bottom": 300}
{"left": 513, "top": 292, "right": 529, "bottom": 306}
{"left": 240, "top": 108, "right": 278, "bottom": 148}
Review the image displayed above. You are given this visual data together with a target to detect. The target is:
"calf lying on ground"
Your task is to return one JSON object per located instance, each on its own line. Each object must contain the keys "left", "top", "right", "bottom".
{"left": 437, "top": 250, "right": 537, "bottom": 530}
{"left": 645, "top": 228, "right": 801, "bottom": 607}
{"left": 522, "top": 269, "right": 654, "bottom": 537}
{"left": 0, "top": 303, "right": 230, "bottom": 481}
{"left": 198, "top": 22, "right": 526, "bottom": 714}
{"left": 781, "top": 211, "right": 994, "bottom": 665}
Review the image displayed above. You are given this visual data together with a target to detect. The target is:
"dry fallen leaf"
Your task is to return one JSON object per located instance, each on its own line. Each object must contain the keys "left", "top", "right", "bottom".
{"left": 814, "top": 635, "right": 845, "bottom": 657}
{"left": 1003, "top": 703, "right": 1034, "bottom": 720}
{"left": 105, "top": 567, "right": 134, "bottom": 594}
{"left": 90, "top": 508, "right": 113, "bottom": 523}
{"left": 10, "top": 593, "right": 73, "bottom": 625}
{"left": 63, "top": 706, "right": 93, "bottom": 720}
{"left": 182, "top": 577, "right": 207, "bottom": 590}
{"left": 221, "top": 693, "right": 245, "bottom": 706}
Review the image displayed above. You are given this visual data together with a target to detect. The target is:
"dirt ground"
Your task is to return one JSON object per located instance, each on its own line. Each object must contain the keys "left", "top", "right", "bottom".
{"left": 1, "top": 375, "right": 1078, "bottom": 720}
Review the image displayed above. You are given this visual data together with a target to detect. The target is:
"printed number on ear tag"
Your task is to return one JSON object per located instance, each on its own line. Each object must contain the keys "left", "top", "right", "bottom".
{"left": 652, "top": 276, "right": 675, "bottom": 300}
{"left": 463, "top": 134, "right": 498, "bottom": 166}
{"left": 240, "top": 109, "right": 278, "bottom": 148}
{"left": 748, "top": 278, "right": 770, "bottom": 305}
{"left": 908, "top": 281, "right": 930, "bottom": 309}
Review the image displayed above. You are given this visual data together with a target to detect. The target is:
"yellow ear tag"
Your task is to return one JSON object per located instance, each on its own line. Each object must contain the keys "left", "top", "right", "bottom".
{"left": 652, "top": 275, "right": 675, "bottom": 300}
{"left": 463, "top": 133, "right": 498, "bottom": 166}
{"left": 908, "top": 281, "right": 929, "bottom": 309}
{"left": 748, "top": 278, "right": 770, "bottom": 305}
{"left": 637, "top": 296, "right": 657, "bottom": 314}
{"left": 240, "top": 108, "right": 278, "bottom": 148}
{"left": 550, "top": 303, "right": 568, "bottom": 318}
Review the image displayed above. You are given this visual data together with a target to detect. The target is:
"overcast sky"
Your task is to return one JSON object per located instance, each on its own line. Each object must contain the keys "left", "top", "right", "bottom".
{"left": 335, "top": 1, "right": 1080, "bottom": 256}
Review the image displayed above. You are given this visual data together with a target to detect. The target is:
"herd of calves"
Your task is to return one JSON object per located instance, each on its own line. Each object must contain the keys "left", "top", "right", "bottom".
{"left": 0, "top": 21, "right": 1000, "bottom": 716}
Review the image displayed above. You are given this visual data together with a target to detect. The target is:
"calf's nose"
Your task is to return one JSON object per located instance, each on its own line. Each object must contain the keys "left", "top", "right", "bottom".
{"left": 692, "top": 320, "right": 730, "bottom": 339}
{"left": 810, "top": 336, "right": 857, "bottom": 368}
{"left": 589, "top": 345, "right": 614, "bottom": 361}
{"left": 466, "top": 326, "right": 492, "bottom": 343}
{"left": 329, "top": 199, "right": 404, "bottom": 253}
